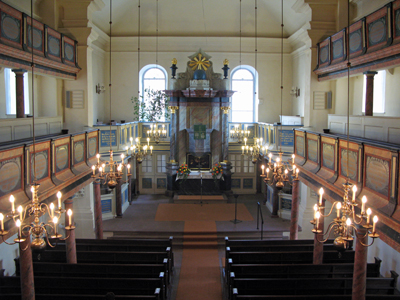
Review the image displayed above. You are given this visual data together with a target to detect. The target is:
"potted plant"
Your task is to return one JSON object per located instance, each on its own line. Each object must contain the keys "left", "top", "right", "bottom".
{"left": 132, "top": 88, "right": 170, "bottom": 122}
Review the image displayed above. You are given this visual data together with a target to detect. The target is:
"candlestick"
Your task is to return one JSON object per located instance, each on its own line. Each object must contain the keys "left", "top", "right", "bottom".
{"left": 352, "top": 185, "right": 357, "bottom": 202}
{"left": 361, "top": 195, "right": 367, "bottom": 214}
{"left": 372, "top": 216, "right": 378, "bottom": 234}
{"left": 53, "top": 217, "right": 58, "bottom": 235}
{"left": 315, "top": 211, "right": 320, "bottom": 229}
{"left": 319, "top": 188, "right": 324, "bottom": 206}
{"left": 366, "top": 208, "right": 371, "bottom": 224}
{"left": 96, "top": 153, "right": 100, "bottom": 164}
{"left": 266, "top": 168, "right": 270, "bottom": 177}
{"left": 346, "top": 218, "right": 351, "bottom": 237}
{"left": 50, "top": 202, "right": 54, "bottom": 218}
{"left": 0, "top": 213, "right": 4, "bottom": 231}
{"left": 92, "top": 165, "right": 96, "bottom": 175}
{"left": 57, "top": 191, "right": 62, "bottom": 209}
{"left": 17, "top": 205, "right": 23, "bottom": 221}
{"left": 336, "top": 202, "right": 341, "bottom": 218}
{"left": 67, "top": 209, "right": 72, "bottom": 226}
{"left": 10, "top": 195, "right": 15, "bottom": 213}
{"left": 261, "top": 165, "right": 265, "bottom": 175}
{"left": 292, "top": 165, "right": 296, "bottom": 175}
{"left": 313, "top": 204, "right": 318, "bottom": 222}
{"left": 16, "top": 219, "right": 21, "bottom": 239}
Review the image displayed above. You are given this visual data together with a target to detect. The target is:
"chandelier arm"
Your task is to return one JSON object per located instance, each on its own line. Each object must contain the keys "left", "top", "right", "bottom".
{"left": 315, "top": 223, "right": 339, "bottom": 243}
{"left": 322, "top": 221, "right": 340, "bottom": 239}
{"left": 43, "top": 226, "right": 58, "bottom": 248}
{"left": 351, "top": 207, "right": 364, "bottom": 225}
{"left": 59, "top": 230, "right": 71, "bottom": 241}
{"left": 319, "top": 201, "right": 340, "bottom": 218}
{"left": 0, "top": 235, "right": 18, "bottom": 246}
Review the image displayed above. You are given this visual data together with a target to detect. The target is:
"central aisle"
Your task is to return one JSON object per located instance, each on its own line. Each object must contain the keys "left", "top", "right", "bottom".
{"left": 176, "top": 221, "right": 222, "bottom": 300}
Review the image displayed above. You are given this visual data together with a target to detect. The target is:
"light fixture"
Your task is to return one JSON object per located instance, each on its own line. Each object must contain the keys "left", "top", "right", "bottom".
{"left": 147, "top": 123, "right": 167, "bottom": 144}
{"left": 92, "top": 0, "right": 130, "bottom": 188}
{"left": 310, "top": 0, "right": 379, "bottom": 252}
{"left": 290, "top": 86, "right": 300, "bottom": 97}
{"left": 0, "top": 0, "right": 74, "bottom": 250}
{"left": 125, "top": 137, "right": 151, "bottom": 164}
{"left": 95, "top": 83, "right": 105, "bottom": 94}
{"left": 242, "top": 137, "right": 266, "bottom": 164}
{"left": 230, "top": 124, "right": 249, "bottom": 143}
{"left": 260, "top": 0, "right": 299, "bottom": 190}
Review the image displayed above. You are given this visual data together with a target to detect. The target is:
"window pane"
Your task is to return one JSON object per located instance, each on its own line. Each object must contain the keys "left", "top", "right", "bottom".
{"left": 231, "top": 68, "right": 254, "bottom": 122}
{"left": 362, "top": 70, "right": 385, "bottom": 114}
{"left": 144, "top": 68, "right": 164, "bottom": 79}
{"left": 232, "top": 69, "right": 253, "bottom": 80}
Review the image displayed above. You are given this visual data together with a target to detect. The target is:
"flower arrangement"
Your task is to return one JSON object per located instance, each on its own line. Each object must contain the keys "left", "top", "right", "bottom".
{"left": 176, "top": 163, "right": 190, "bottom": 182}
{"left": 211, "top": 163, "right": 223, "bottom": 181}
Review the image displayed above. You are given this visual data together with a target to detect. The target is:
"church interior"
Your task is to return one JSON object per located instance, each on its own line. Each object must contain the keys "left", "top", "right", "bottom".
{"left": 1, "top": 0, "right": 400, "bottom": 299}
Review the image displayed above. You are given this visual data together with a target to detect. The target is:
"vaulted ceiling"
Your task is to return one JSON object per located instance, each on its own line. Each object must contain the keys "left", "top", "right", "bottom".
{"left": 91, "top": 0, "right": 311, "bottom": 38}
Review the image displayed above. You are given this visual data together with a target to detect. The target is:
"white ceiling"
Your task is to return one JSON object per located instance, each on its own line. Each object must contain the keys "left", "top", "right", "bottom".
{"left": 92, "top": 0, "right": 311, "bottom": 38}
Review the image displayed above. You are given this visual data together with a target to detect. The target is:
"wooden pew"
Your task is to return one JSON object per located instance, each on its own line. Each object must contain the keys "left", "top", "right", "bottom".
{"left": 232, "top": 294, "right": 400, "bottom": 300}
{"left": 226, "top": 244, "right": 337, "bottom": 252}
{"left": 0, "top": 276, "right": 166, "bottom": 300}
{"left": 227, "top": 258, "right": 382, "bottom": 292}
{"left": 225, "top": 250, "right": 355, "bottom": 275}
{"left": 49, "top": 243, "right": 173, "bottom": 269}
{"left": 230, "top": 273, "right": 399, "bottom": 299}
{"left": 33, "top": 250, "right": 171, "bottom": 280}
{"left": 0, "top": 292, "right": 162, "bottom": 300}
{"left": 225, "top": 238, "right": 335, "bottom": 247}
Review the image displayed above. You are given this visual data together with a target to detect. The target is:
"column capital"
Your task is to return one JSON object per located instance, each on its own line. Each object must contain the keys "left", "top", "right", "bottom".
{"left": 12, "top": 69, "right": 27, "bottom": 75}
{"left": 363, "top": 71, "right": 378, "bottom": 77}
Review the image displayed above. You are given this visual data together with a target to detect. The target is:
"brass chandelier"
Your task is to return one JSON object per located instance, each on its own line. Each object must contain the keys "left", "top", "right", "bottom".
{"left": 147, "top": 124, "right": 167, "bottom": 144}
{"left": 92, "top": 0, "right": 130, "bottom": 188}
{"left": 0, "top": 0, "right": 74, "bottom": 250}
{"left": 230, "top": 124, "right": 250, "bottom": 143}
{"left": 260, "top": 0, "right": 299, "bottom": 190}
{"left": 125, "top": 137, "right": 152, "bottom": 164}
{"left": 311, "top": 183, "right": 379, "bottom": 251}
{"left": 310, "top": 0, "right": 379, "bottom": 252}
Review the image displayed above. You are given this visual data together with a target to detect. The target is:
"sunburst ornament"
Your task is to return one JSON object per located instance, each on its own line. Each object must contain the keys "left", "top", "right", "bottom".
{"left": 189, "top": 53, "right": 211, "bottom": 71}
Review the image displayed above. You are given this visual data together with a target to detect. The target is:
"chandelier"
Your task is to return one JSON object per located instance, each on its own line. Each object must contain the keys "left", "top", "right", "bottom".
{"left": 260, "top": 0, "right": 299, "bottom": 190}
{"left": 0, "top": 186, "right": 74, "bottom": 250}
{"left": 125, "top": 137, "right": 152, "bottom": 164}
{"left": 242, "top": 138, "right": 265, "bottom": 164}
{"left": 0, "top": 0, "right": 74, "bottom": 250}
{"left": 310, "top": 0, "right": 379, "bottom": 252}
{"left": 311, "top": 182, "right": 379, "bottom": 251}
{"left": 92, "top": 0, "right": 130, "bottom": 188}
{"left": 262, "top": 152, "right": 298, "bottom": 190}
{"left": 230, "top": 124, "right": 250, "bottom": 143}
{"left": 147, "top": 124, "right": 167, "bottom": 144}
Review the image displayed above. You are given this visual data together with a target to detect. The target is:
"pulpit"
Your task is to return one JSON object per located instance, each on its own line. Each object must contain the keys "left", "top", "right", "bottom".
{"left": 165, "top": 49, "right": 235, "bottom": 196}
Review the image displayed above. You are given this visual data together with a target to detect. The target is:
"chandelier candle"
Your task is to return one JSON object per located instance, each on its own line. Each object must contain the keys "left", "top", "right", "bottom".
{"left": 292, "top": 154, "right": 295, "bottom": 164}
{"left": 319, "top": 188, "right": 324, "bottom": 206}
{"left": 67, "top": 209, "right": 72, "bottom": 226}
{"left": 10, "top": 195, "right": 15, "bottom": 213}
{"left": 336, "top": 202, "right": 341, "bottom": 218}
{"left": 367, "top": 208, "right": 372, "bottom": 224}
{"left": 373, "top": 216, "right": 378, "bottom": 234}
{"left": 18, "top": 206, "right": 23, "bottom": 221}
{"left": 261, "top": 165, "right": 265, "bottom": 175}
{"left": 0, "top": 213, "right": 3, "bottom": 231}
{"left": 361, "top": 196, "right": 367, "bottom": 214}
{"left": 57, "top": 191, "right": 62, "bottom": 209}
{"left": 352, "top": 185, "right": 357, "bottom": 202}
{"left": 50, "top": 203, "right": 54, "bottom": 218}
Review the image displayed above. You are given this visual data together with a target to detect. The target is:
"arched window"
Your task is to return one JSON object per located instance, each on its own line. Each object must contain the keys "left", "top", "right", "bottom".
{"left": 140, "top": 64, "right": 167, "bottom": 102}
{"left": 230, "top": 66, "right": 258, "bottom": 122}
{"left": 138, "top": 65, "right": 168, "bottom": 121}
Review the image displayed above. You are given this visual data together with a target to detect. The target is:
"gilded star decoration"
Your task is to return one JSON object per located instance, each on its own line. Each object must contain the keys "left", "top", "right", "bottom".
{"left": 189, "top": 53, "right": 211, "bottom": 71}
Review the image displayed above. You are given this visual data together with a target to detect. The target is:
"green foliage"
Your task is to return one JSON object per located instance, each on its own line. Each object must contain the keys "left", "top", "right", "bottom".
{"left": 131, "top": 89, "right": 170, "bottom": 122}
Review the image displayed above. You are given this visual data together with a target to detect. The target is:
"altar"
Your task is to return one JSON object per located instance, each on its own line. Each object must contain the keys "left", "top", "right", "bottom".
{"left": 176, "top": 171, "right": 222, "bottom": 195}
{"left": 165, "top": 49, "right": 234, "bottom": 197}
